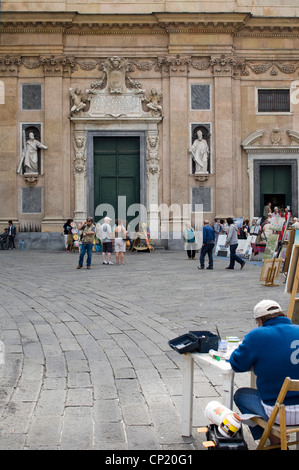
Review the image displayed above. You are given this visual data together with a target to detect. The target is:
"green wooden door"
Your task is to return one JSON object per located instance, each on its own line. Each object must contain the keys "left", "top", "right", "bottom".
{"left": 94, "top": 136, "right": 140, "bottom": 222}
{"left": 260, "top": 165, "right": 291, "bottom": 214}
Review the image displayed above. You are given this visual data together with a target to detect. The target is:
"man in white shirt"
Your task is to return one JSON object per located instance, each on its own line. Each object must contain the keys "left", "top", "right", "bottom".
{"left": 100, "top": 217, "right": 113, "bottom": 265}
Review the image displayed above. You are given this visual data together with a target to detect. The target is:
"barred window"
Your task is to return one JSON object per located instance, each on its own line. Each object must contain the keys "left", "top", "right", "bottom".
{"left": 258, "top": 89, "right": 290, "bottom": 113}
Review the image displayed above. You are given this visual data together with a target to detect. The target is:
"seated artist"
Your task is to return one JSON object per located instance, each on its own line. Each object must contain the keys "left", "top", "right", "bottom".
{"left": 229, "top": 300, "right": 299, "bottom": 446}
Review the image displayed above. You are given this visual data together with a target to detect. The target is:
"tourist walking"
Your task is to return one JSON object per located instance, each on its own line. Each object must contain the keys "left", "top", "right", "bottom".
{"left": 225, "top": 217, "right": 245, "bottom": 270}
{"left": 199, "top": 220, "right": 215, "bottom": 270}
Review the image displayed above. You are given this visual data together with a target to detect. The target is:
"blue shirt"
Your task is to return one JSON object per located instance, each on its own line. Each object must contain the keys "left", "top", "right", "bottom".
{"left": 230, "top": 317, "right": 299, "bottom": 405}
{"left": 202, "top": 224, "right": 215, "bottom": 244}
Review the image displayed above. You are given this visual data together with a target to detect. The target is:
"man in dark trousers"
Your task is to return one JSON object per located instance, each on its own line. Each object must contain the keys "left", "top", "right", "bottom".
{"left": 199, "top": 220, "right": 215, "bottom": 270}
{"left": 8, "top": 220, "right": 16, "bottom": 249}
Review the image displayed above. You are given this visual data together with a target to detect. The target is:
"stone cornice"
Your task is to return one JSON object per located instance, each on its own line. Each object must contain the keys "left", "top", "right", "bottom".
{"left": 0, "top": 11, "right": 251, "bottom": 35}
{"left": 235, "top": 16, "right": 299, "bottom": 37}
{"left": 1, "top": 11, "right": 299, "bottom": 37}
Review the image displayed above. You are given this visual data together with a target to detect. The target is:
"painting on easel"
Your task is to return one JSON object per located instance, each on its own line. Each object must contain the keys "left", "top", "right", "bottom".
{"left": 285, "top": 245, "right": 299, "bottom": 324}
{"left": 263, "top": 234, "right": 279, "bottom": 259}
{"left": 285, "top": 245, "right": 299, "bottom": 295}
{"left": 260, "top": 258, "right": 282, "bottom": 286}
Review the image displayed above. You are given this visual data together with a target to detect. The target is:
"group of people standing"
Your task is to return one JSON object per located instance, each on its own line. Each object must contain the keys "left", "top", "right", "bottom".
{"left": 71, "top": 217, "right": 128, "bottom": 270}
{"left": 263, "top": 202, "right": 292, "bottom": 222}
{"left": 184, "top": 217, "right": 246, "bottom": 271}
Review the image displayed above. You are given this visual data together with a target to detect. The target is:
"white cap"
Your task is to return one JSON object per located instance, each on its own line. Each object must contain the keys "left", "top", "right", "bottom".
{"left": 104, "top": 217, "right": 112, "bottom": 221}
{"left": 253, "top": 299, "right": 282, "bottom": 320}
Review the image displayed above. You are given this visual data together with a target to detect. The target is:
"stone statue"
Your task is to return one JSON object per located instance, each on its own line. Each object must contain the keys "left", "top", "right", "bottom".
{"left": 69, "top": 87, "right": 90, "bottom": 116}
{"left": 22, "top": 132, "right": 47, "bottom": 174}
{"left": 189, "top": 130, "right": 209, "bottom": 174}
{"left": 142, "top": 88, "right": 163, "bottom": 117}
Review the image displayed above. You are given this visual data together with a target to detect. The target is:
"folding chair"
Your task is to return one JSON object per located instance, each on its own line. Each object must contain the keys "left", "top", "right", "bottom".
{"left": 250, "top": 377, "right": 299, "bottom": 450}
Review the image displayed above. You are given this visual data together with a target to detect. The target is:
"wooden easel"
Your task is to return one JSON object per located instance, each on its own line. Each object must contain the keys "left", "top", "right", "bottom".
{"left": 264, "top": 258, "right": 280, "bottom": 286}
{"left": 288, "top": 256, "right": 299, "bottom": 325}
{"left": 283, "top": 229, "right": 295, "bottom": 274}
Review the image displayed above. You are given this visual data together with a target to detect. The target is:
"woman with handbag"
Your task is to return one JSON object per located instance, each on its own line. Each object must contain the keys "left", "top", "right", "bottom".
{"left": 112, "top": 218, "right": 128, "bottom": 265}
{"left": 183, "top": 223, "right": 197, "bottom": 260}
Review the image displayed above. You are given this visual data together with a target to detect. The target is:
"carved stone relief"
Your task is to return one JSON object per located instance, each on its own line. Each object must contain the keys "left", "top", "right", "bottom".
{"left": 73, "top": 135, "right": 86, "bottom": 175}
{"left": 68, "top": 56, "right": 163, "bottom": 119}
{"left": 146, "top": 135, "right": 160, "bottom": 180}
{"left": 2, "top": 53, "right": 299, "bottom": 79}
{"left": 73, "top": 132, "right": 87, "bottom": 221}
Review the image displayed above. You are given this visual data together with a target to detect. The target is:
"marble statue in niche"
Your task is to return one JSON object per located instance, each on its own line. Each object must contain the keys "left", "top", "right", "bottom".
{"left": 24, "top": 132, "right": 48, "bottom": 173}
{"left": 18, "top": 129, "right": 47, "bottom": 175}
{"left": 189, "top": 129, "right": 209, "bottom": 174}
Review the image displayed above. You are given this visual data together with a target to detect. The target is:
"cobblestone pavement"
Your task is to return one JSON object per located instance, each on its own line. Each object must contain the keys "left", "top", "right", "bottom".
{"left": 0, "top": 248, "right": 290, "bottom": 450}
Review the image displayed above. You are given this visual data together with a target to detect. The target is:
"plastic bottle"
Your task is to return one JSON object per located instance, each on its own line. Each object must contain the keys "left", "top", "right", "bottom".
{"left": 218, "top": 340, "right": 228, "bottom": 353}
{"left": 20, "top": 240, "right": 25, "bottom": 250}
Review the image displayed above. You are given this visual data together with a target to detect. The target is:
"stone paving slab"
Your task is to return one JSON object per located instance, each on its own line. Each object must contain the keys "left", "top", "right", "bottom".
{"left": 0, "top": 248, "right": 291, "bottom": 450}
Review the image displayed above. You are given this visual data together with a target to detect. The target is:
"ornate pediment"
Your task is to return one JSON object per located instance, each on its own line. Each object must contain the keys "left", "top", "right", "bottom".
{"left": 69, "top": 56, "right": 163, "bottom": 120}
{"left": 242, "top": 128, "right": 299, "bottom": 153}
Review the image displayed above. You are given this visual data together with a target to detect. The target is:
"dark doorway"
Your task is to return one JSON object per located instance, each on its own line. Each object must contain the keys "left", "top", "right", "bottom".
{"left": 93, "top": 136, "right": 140, "bottom": 224}
{"left": 260, "top": 165, "right": 291, "bottom": 215}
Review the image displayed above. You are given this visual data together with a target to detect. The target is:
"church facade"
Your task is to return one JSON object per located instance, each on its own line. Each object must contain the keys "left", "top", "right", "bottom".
{"left": 1, "top": 1, "right": 299, "bottom": 245}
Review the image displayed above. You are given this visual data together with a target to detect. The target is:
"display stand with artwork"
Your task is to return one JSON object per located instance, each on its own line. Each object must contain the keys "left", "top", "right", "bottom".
{"left": 282, "top": 228, "right": 295, "bottom": 274}
{"left": 286, "top": 245, "right": 299, "bottom": 324}
{"left": 215, "top": 234, "right": 228, "bottom": 257}
{"left": 260, "top": 258, "right": 282, "bottom": 286}
{"left": 260, "top": 228, "right": 282, "bottom": 286}
{"left": 262, "top": 233, "right": 279, "bottom": 260}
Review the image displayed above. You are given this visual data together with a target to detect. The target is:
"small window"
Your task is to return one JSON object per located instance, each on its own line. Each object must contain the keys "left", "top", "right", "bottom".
{"left": 21, "top": 84, "right": 42, "bottom": 110}
{"left": 258, "top": 89, "right": 290, "bottom": 113}
{"left": 191, "top": 84, "right": 210, "bottom": 110}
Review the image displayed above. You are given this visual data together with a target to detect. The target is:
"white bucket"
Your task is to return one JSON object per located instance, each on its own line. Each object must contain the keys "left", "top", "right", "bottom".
{"left": 204, "top": 401, "right": 232, "bottom": 426}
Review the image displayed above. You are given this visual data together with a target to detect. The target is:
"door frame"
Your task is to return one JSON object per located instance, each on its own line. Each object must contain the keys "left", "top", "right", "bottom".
{"left": 253, "top": 159, "right": 298, "bottom": 218}
{"left": 86, "top": 130, "right": 147, "bottom": 219}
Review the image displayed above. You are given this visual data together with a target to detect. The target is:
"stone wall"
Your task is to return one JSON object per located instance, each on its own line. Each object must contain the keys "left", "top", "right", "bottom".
{"left": 1, "top": 7, "right": 299, "bottom": 242}
{"left": 3, "top": 0, "right": 299, "bottom": 16}
{"left": 14, "top": 232, "right": 65, "bottom": 251}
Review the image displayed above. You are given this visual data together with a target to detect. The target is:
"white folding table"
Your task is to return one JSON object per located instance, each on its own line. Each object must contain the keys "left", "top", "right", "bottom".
{"left": 181, "top": 352, "right": 235, "bottom": 437}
